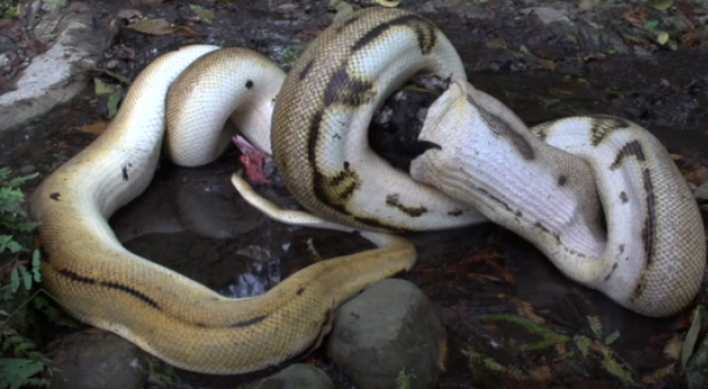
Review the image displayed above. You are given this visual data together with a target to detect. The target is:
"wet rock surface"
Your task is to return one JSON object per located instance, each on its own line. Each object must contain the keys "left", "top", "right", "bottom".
{"left": 0, "top": 0, "right": 107, "bottom": 132}
{"left": 328, "top": 279, "right": 445, "bottom": 389}
{"left": 47, "top": 330, "right": 146, "bottom": 389}
{"left": 241, "top": 364, "right": 334, "bottom": 389}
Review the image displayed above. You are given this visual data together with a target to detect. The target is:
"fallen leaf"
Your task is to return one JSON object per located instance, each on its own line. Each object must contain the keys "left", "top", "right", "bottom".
{"left": 651, "top": 0, "right": 674, "bottom": 11}
{"left": 486, "top": 37, "right": 506, "bottom": 49}
{"left": 100, "top": 69, "right": 131, "bottom": 85}
{"left": 681, "top": 306, "right": 703, "bottom": 369}
{"left": 79, "top": 121, "right": 108, "bottom": 135}
{"left": 173, "top": 25, "right": 202, "bottom": 36}
{"left": 538, "top": 59, "right": 556, "bottom": 70}
{"left": 641, "top": 363, "right": 676, "bottom": 384}
{"left": 604, "top": 330, "right": 620, "bottom": 345}
{"left": 437, "top": 336, "right": 448, "bottom": 371}
{"left": 106, "top": 90, "right": 122, "bottom": 119}
{"left": 664, "top": 334, "right": 683, "bottom": 360}
{"left": 127, "top": 18, "right": 174, "bottom": 35}
{"left": 513, "top": 299, "right": 546, "bottom": 324}
{"left": 680, "top": 30, "right": 702, "bottom": 47}
{"left": 587, "top": 315, "right": 603, "bottom": 338}
{"left": 657, "top": 31, "right": 670, "bottom": 45}
{"left": 189, "top": 4, "right": 214, "bottom": 24}
{"left": 623, "top": 7, "right": 648, "bottom": 30}
{"left": 374, "top": 0, "right": 401, "bottom": 7}
{"left": 130, "top": 0, "right": 164, "bottom": 5}
{"left": 94, "top": 78, "right": 116, "bottom": 95}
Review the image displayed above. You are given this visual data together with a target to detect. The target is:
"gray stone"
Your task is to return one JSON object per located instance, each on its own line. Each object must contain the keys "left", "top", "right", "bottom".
{"left": 242, "top": 364, "right": 333, "bottom": 389}
{"left": 0, "top": 1, "right": 106, "bottom": 133}
{"left": 327, "top": 279, "right": 445, "bottom": 389}
{"left": 48, "top": 331, "right": 146, "bottom": 389}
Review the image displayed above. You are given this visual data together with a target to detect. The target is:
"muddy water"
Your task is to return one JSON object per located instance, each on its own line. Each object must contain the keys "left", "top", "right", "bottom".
{"left": 1, "top": 1, "right": 707, "bottom": 387}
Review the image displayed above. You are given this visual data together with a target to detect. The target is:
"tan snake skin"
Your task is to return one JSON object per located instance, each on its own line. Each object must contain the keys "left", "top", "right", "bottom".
{"left": 29, "top": 46, "right": 415, "bottom": 374}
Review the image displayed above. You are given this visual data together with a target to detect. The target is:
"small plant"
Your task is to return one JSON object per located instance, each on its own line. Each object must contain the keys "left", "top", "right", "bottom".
{"left": 395, "top": 368, "right": 414, "bottom": 389}
{"left": 0, "top": 325, "right": 58, "bottom": 389}
{"left": 146, "top": 357, "right": 176, "bottom": 387}
{"left": 0, "top": 168, "right": 57, "bottom": 389}
{"left": 0, "top": 168, "right": 41, "bottom": 303}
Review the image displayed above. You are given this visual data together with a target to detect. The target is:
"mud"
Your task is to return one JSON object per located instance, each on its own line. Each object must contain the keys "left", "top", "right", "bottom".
{"left": 1, "top": 0, "right": 707, "bottom": 388}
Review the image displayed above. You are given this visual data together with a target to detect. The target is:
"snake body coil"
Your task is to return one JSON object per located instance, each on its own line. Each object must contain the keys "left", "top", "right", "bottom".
{"left": 29, "top": 45, "right": 415, "bottom": 374}
{"left": 272, "top": 7, "right": 485, "bottom": 232}
{"left": 410, "top": 81, "right": 706, "bottom": 317}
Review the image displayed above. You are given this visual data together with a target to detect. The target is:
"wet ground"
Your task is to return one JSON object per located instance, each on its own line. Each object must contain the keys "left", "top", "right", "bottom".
{"left": 1, "top": 0, "right": 708, "bottom": 388}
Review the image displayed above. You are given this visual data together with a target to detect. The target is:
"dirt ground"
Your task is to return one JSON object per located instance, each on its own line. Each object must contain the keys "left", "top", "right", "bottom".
{"left": 1, "top": 0, "right": 708, "bottom": 388}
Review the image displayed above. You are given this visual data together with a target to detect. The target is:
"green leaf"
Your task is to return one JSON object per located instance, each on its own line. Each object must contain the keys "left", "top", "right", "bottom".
{"left": 15, "top": 343, "right": 34, "bottom": 353}
{"left": 93, "top": 78, "right": 115, "bottom": 96}
{"left": 0, "top": 235, "right": 12, "bottom": 253}
{"left": 605, "top": 330, "right": 620, "bottom": 345}
{"left": 6, "top": 240, "right": 21, "bottom": 254}
{"left": 682, "top": 306, "right": 703, "bottom": 369}
{"left": 10, "top": 268, "right": 19, "bottom": 293}
{"left": 483, "top": 314, "right": 570, "bottom": 350}
{"left": 22, "top": 269, "right": 32, "bottom": 291}
{"left": 32, "top": 250, "right": 41, "bottom": 283}
{"left": 574, "top": 335, "right": 591, "bottom": 356}
{"left": 0, "top": 358, "right": 46, "bottom": 389}
{"left": 645, "top": 20, "right": 659, "bottom": 30}
{"left": 189, "top": 4, "right": 214, "bottom": 24}
{"left": 106, "top": 90, "right": 122, "bottom": 119}
{"left": 100, "top": 70, "right": 131, "bottom": 85}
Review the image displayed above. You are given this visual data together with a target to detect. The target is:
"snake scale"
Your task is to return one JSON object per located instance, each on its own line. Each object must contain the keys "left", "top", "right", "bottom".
{"left": 28, "top": 6, "right": 706, "bottom": 374}
{"left": 409, "top": 81, "right": 706, "bottom": 317}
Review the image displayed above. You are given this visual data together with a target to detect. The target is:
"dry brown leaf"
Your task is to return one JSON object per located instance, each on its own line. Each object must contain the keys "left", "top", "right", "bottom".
{"left": 539, "top": 58, "right": 557, "bottom": 70}
{"left": 130, "top": 0, "right": 164, "bottom": 5}
{"left": 641, "top": 363, "right": 676, "bottom": 384}
{"left": 513, "top": 298, "right": 546, "bottom": 324}
{"left": 679, "top": 158, "right": 708, "bottom": 187}
{"left": 437, "top": 336, "right": 448, "bottom": 371}
{"left": 587, "top": 315, "right": 602, "bottom": 338}
{"left": 680, "top": 30, "right": 703, "bottom": 47}
{"left": 528, "top": 365, "right": 552, "bottom": 382}
{"left": 173, "top": 25, "right": 202, "bottom": 36}
{"left": 486, "top": 37, "right": 507, "bottom": 49}
{"left": 623, "top": 7, "right": 648, "bottom": 30}
{"left": 79, "top": 121, "right": 109, "bottom": 135}
{"left": 664, "top": 334, "right": 683, "bottom": 360}
{"left": 127, "top": 18, "right": 174, "bottom": 35}
{"left": 277, "top": 3, "right": 298, "bottom": 9}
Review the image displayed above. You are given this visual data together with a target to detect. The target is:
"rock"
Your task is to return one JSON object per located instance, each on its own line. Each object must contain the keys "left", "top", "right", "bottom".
{"left": 242, "top": 364, "right": 333, "bottom": 389}
{"left": 0, "top": 1, "right": 106, "bottom": 133}
{"left": 578, "top": 0, "right": 601, "bottom": 12}
{"left": 48, "top": 330, "right": 146, "bottom": 389}
{"left": 327, "top": 279, "right": 445, "bottom": 389}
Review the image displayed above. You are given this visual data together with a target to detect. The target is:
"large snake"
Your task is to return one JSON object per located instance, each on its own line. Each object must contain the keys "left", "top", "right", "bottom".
{"left": 233, "top": 6, "right": 705, "bottom": 318}
{"left": 408, "top": 81, "right": 706, "bottom": 317}
{"left": 29, "top": 6, "right": 705, "bottom": 376}
{"left": 29, "top": 45, "right": 415, "bottom": 374}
